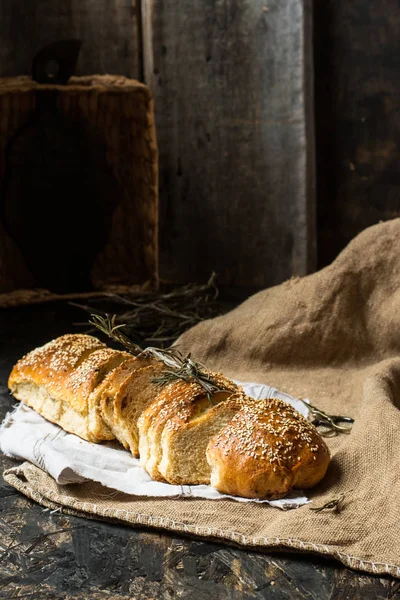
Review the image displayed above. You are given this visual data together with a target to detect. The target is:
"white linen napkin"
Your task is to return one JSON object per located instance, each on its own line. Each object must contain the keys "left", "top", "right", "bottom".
{"left": 0, "top": 382, "right": 310, "bottom": 509}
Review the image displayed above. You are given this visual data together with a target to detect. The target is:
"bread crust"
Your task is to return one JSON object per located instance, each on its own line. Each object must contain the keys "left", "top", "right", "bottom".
{"left": 8, "top": 334, "right": 331, "bottom": 499}
{"left": 8, "top": 334, "right": 105, "bottom": 412}
{"left": 206, "top": 398, "right": 330, "bottom": 499}
{"left": 8, "top": 334, "right": 130, "bottom": 442}
{"left": 138, "top": 379, "right": 205, "bottom": 481}
{"left": 138, "top": 373, "right": 239, "bottom": 481}
{"left": 102, "top": 360, "right": 167, "bottom": 456}
{"left": 158, "top": 390, "right": 247, "bottom": 485}
{"left": 88, "top": 356, "right": 139, "bottom": 441}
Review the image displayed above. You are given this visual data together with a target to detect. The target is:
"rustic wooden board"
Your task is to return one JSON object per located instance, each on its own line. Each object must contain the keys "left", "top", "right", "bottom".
{"left": 0, "top": 0, "right": 141, "bottom": 78}
{"left": 0, "top": 302, "right": 398, "bottom": 598}
{"left": 314, "top": 1, "right": 400, "bottom": 268}
{"left": 143, "top": 0, "right": 315, "bottom": 288}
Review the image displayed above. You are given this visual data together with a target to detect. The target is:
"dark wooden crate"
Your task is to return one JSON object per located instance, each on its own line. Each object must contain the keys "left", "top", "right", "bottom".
{"left": 0, "top": 75, "right": 158, "bottom": 304}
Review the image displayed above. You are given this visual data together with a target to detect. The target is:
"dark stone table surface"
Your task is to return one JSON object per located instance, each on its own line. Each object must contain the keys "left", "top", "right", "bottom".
{"left": 0, "top": 302, "right": 399, "bottom": 599}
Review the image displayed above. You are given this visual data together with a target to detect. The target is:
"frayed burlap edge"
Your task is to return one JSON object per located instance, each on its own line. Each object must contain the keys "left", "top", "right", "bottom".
{"left": 4, "top": 463, "right": 400, "bottom": 579}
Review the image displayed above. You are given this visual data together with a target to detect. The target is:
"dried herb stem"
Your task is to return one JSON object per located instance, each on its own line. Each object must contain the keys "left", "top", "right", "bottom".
{"left": 73, "top": 272, "right": 222, "bottom": 348}
{"left": 89, "top": 313, "right": 226, "bottom": 400}
{"left": 310, "top": 492, "right": 346, "bottom": 513}
{"left": 88, "top": 314, "right": 143, "bottom": 356}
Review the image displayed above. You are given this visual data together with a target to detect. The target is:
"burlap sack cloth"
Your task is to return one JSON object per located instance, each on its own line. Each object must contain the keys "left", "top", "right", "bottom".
{"left": 4, "top": 219, "right": 400, "bottom": 578}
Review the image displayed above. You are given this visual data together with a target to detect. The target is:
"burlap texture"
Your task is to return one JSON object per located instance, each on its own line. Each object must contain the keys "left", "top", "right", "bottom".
{"left": 4, "top": 219, "right": 400, "bottom": 577}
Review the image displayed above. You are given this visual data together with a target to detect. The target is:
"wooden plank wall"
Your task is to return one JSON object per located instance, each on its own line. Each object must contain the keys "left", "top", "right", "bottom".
{"left": 143, "top": 0, "right": 315, "bottom": 288}
{"left": 0, "top": 0, "right": 315, "bottom": 291}
{"left": 0, "top": 0, "right": 141, "bottom": 78}
{"left": 314, "top": 1, "right": 400, "bottom": 268}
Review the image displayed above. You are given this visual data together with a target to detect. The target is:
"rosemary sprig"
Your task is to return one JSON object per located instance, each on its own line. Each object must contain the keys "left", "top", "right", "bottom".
{"left": 151, "top": 353, "right": 223, "bottom": 399}
{"left": 89, "top": 314, "right": 226, "bottom": 400}
{"left": 310, "top": 492, "right": 346, "bottom": 513}
{"left": 88, "top": 314, "right": 144, "bottom": 356}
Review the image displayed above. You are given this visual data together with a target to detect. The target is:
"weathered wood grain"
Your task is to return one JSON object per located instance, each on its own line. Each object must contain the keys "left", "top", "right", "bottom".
{"left": 314, "top": 1, "right": 400, "bottom": 268}
{"left": 0, "top": 302, "right": 398, "bottom": 598}
{"left": 0, "top": 0, "right": 140, "bottom": 78}
{"left": 143, "top": 0, "right": 316, "bottom": 288}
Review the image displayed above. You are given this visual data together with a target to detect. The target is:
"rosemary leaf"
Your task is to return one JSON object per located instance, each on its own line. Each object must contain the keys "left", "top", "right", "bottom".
{"left": 89, "top": 313, "right": 228, "bottom": 400}
{"left": 89, "top": 314, "right": 143, "bottom": 356}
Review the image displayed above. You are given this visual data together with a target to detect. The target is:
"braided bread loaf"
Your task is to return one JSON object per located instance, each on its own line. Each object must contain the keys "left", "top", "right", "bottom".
{"left": 8, "top": 334, "right": 330, "bottom": 499}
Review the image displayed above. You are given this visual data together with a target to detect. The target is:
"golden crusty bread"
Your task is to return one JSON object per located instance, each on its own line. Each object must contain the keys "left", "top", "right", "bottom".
{"left": 149, "top": 373, "right": 241, "bottom": 484}
{"left": 137, "top": 379, "right": 206, "bottom": 481}
{"left": 88, "top": 356, "right": 139, "bottom": 441}
{"left": 8, "top": 334, "right": 104, "bottom": 403}
{"left": 8, "top": 334, "right": 130, "bottom": 442}
{"left": 101, "top": 360, "right": 167, "bottom": 457}
{"left": 206, "top": 398, "right": 330, "bottom": 499}
{"left": 99, "top": 356, "right": 156, "bottom": 444}
{"left": 158, "top": 390, "right": 247, "bottom": 485}
{"left": 8, "top": 334, "right": 331, "bottom": 499}
{"left": 64, "top": 348, "right": 130, "bottom": 410}
{"left": 138, "top": 373, "right": 240, "bottom": 483}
